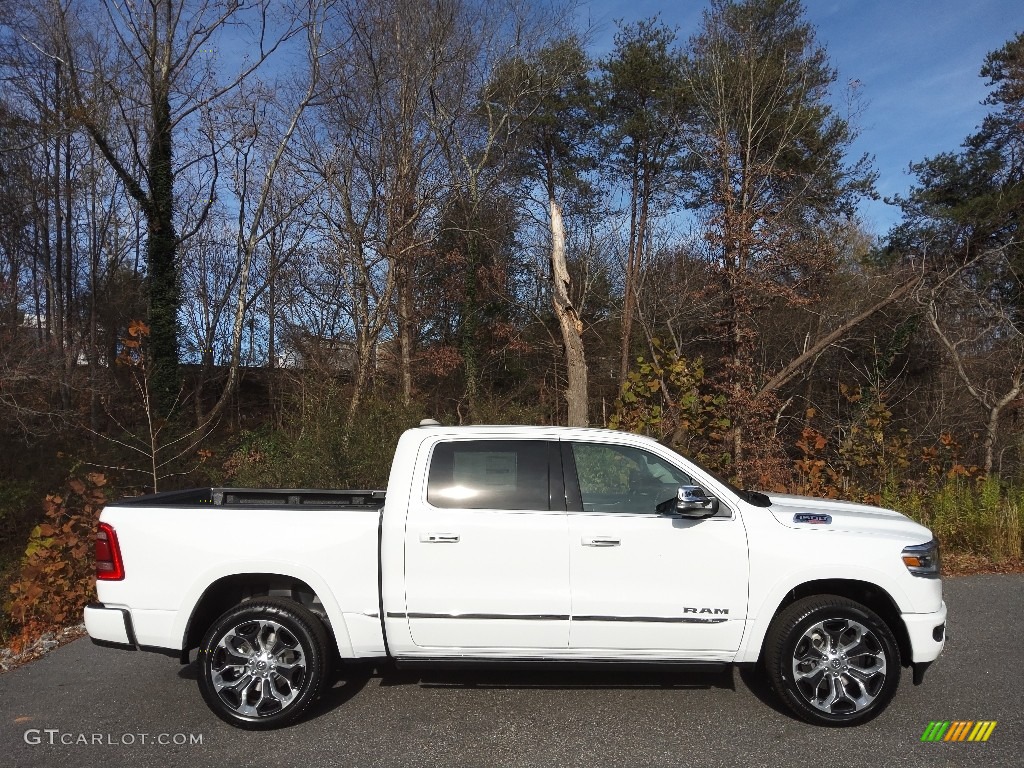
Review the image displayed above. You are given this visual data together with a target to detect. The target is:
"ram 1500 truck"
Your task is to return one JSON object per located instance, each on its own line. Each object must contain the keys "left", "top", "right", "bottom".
{"left": 85, "top": 422, "right": 946, "bottom": 729}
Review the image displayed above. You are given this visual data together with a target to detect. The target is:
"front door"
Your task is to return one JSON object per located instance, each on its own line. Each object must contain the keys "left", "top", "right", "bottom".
{"left": 564, "top": 440, "right": 749, "bottom": 655}
{"left": 403, "top": 439, "right": 570, "bottom": 651}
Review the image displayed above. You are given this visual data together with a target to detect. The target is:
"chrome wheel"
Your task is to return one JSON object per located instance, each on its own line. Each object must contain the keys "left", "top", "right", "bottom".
{"left": 765, "top": 595, "right": 901, "bottom": 726}
{"left": 791, "top": 618, "right": 887, "bottom": 715}
{"left": 210, "top": 619, "right": 308, "bottom": 718}
{"left": 198, "top": 598, "right": 329, "bottom": 729}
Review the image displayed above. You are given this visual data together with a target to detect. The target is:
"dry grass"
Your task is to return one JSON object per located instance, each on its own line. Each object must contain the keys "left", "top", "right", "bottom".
{"left": 889, "top": 476, "right": 1023, "bottom": 566}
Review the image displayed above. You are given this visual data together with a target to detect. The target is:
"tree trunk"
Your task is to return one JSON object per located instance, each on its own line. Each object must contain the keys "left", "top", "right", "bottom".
{"left": 397, "top": 260, "right": 414, "bottom": 406}
{"left": 617, "top": 166, "right": 641, "bottom": 390}
{"left": 147, "top": 84, "right": 181, "bottom": 417}
{"left": 345, "top": 337, "right": 375, "bottom": 440}
{"left": 460, "top": 224, "right": 479, "bottom": 419}
{"left": 62, "top": 120, "right": 74, "bottom": 410}
{"left": 268, "top": 245, "right": 277, "bottom": 371}
{"left": 983, "top": 385, "right": 1021, "bottom": 476}
{"left": 927, "top": 296, "right": 1021, "bottom": 477}
{"left": 984, "top": 408, "right": 999, "bottom": 477}
{"left": 550, "top": 198, "right": 588, "bottom": 427}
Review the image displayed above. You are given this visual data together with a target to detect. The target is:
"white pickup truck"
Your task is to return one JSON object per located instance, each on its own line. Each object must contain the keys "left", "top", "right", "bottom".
{"left": 85, "top": 423, "right": 946, "bottom": 729}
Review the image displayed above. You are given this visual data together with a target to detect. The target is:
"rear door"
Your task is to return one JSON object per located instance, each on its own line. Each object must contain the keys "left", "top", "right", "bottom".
{"left": 564, "top": 440, "right": 749, "bottom": 656}
{"left": 403, "top": 439, "right": 570, "bottom": 651}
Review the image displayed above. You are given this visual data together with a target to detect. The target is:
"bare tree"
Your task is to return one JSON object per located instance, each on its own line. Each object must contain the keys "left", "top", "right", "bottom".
{"left": 212, "top": 31, "right": 325, "bottom": 426}
{"left": 302, "top": 35, "right": 399, "bottom": 432}
{"left": 311, "top": 0, "right": 462, "bottom": 408}
{"left": 923, "top": 248, "right": 1024, "bottom": 475}
{"left": 41, "top": 0, "right": 306, "bottom": 414}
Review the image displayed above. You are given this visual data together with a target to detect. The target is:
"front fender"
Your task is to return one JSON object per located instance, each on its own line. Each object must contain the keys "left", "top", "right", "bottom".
{"left": 733, "top": 565, "right": 914, "bottom": 664}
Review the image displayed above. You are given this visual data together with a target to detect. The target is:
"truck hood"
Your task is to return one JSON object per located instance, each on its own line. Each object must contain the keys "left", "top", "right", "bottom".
{"left": 766, "top": 493, "right": 933, "bottom": 541}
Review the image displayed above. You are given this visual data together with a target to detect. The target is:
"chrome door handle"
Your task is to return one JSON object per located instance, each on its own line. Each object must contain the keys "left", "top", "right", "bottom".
{"left": 420, "top": 533, "right": 460, "bottom": 543}
{"left": 582, "top": 536, "right": 620, "bottom": 547}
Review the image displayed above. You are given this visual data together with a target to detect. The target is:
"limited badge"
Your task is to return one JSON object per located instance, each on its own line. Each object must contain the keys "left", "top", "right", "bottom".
{"left": 794, "top": 513, "right": 832, "bottom": 525}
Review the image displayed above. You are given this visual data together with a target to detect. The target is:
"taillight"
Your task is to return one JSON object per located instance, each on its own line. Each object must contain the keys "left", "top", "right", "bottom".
{"left": 95, "top": 522, "right": 125, "bottom": 580}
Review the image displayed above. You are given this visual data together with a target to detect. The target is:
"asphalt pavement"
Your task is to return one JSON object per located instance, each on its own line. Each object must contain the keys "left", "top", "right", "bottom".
{"left": 1, "top": 574, "right": 1020, "bottom": 768}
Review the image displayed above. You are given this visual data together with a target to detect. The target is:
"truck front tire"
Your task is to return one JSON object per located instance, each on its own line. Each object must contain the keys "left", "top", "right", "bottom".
{"left": 764, "top": 595, "right": 901, "bottom": 726}
{"left": 197, "top": 597, "right": 331, "bottom": 729}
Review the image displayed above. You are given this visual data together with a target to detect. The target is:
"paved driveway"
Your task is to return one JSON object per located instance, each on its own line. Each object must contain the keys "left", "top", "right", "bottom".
{"left": 1, "top": 574, "right": 1020, "bottom": 767}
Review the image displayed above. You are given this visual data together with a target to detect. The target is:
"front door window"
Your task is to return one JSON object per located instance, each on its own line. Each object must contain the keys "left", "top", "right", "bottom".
{"left": 572, "top": 442, "right": 694, "bottom": 514}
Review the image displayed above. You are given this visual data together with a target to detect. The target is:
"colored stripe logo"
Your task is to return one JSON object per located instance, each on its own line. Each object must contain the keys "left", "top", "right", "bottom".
{"left": 921, "top": 721, "right": 997, "bottom": 742}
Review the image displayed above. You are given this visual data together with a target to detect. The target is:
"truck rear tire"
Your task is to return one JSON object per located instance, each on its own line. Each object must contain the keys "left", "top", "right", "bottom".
{"left": 197, "top": 597, "right": 331, "bottom": 729}
{"left": 764, "top": 595, "right": 901, "bottom": 726}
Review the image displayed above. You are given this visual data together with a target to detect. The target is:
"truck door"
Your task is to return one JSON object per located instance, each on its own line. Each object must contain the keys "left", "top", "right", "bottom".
{"left": 563, "top": 440, "right": 749, "bottom": 656}
{"left": 403, "top": 439, "right": 570, "bottom": 651}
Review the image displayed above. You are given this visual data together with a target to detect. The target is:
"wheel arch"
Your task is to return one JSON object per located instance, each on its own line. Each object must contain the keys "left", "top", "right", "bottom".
{"left": 740, "top": 578, "right": 911, "bottom": 667}
{"left": 180, "top": 572, "right": 351, "bottom": 663}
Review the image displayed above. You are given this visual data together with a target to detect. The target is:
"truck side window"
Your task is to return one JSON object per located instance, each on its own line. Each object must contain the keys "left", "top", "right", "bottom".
{"left": 571, "top": 443, "right": 694, "bottom": 513}
{"left": 427, "top": 441, "right": 549, "bottom": 510}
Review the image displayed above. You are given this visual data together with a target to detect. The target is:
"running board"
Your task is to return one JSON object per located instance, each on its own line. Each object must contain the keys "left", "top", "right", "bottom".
{"left": 392, "top": 657, "right": 730, "bottom": 673}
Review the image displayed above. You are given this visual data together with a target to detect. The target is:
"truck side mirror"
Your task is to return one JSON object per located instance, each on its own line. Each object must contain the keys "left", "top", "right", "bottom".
{"left": 657, "top": 485, "right": 719, "bottom": 519}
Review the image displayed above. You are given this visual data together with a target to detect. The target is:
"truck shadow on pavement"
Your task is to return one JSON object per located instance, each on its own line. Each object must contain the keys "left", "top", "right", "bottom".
{"left": 176, "top": 659, "right": 376, "bottom": 724}
{"left": 176, "top": 660, "right": 799, "bottom": 725}
{"left": 303, "top": 670, "right": 376, "bottom": 720}
{"left": 375, "top": 664, "right": 799, "bottom": 724}
{"left": 735, "top": 665, "right": 798, "bottom": 720}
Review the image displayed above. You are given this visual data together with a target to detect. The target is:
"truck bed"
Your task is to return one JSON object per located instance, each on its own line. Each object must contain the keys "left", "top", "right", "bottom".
{"left": 107, "top": 487, "right": 387, "bottom": 509}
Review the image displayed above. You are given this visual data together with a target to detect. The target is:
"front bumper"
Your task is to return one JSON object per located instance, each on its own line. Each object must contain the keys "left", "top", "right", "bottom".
{"left": 902, "top": 599, "right": 947, "bottom": 664}
{"left": 84, "top": 602, "right": 136, "bottom": 649}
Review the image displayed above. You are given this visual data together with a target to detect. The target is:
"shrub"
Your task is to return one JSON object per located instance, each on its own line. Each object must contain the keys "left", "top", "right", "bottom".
{"left": 223, "top": 396, "right": 427, "bottom": 490}
{"left": 5, "top": 473, "right": 109, "bottom": 651}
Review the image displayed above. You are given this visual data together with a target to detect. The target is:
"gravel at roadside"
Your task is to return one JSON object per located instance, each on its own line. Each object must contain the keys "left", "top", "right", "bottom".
{"left": 0, "top": 624, "right": 85, "bottom": 673}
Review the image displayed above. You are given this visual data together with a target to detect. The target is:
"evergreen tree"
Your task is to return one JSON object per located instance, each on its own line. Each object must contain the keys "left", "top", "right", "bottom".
{"left": 599, "top": 19, "right": 689, "bottom": 390}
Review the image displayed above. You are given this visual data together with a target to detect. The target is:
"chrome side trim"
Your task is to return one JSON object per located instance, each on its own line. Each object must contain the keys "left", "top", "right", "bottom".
{"left": 388, "top": 612, "right": 726, "bottom": 624}
{"left": 567, "top": 512, "right": 737, "bottom": 521}
{"left": 573, "top": 615, "right": 728, "bottom": 624}
{"left": 405, "top": 612, "right": 570, "bottom": 621}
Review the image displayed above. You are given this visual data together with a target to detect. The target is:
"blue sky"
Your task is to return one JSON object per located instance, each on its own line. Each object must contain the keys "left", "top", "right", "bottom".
{"left": 578, "top": 0, "right": 1022, "bottom": 234}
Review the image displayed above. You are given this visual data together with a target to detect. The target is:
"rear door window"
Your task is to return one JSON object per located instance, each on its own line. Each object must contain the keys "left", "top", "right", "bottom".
{"left": 427, "top": 440, "right": 550, "bottom": 510}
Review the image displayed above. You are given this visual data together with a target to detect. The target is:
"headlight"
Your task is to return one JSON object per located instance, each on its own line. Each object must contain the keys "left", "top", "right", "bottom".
{"left": 902, "top": 539, "right": 941, "bottom": 578}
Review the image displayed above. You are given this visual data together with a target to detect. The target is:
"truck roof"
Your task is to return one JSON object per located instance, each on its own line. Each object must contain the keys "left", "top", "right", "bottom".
{"left": 414, "top": 423, "right": 646, "bottom": 438}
